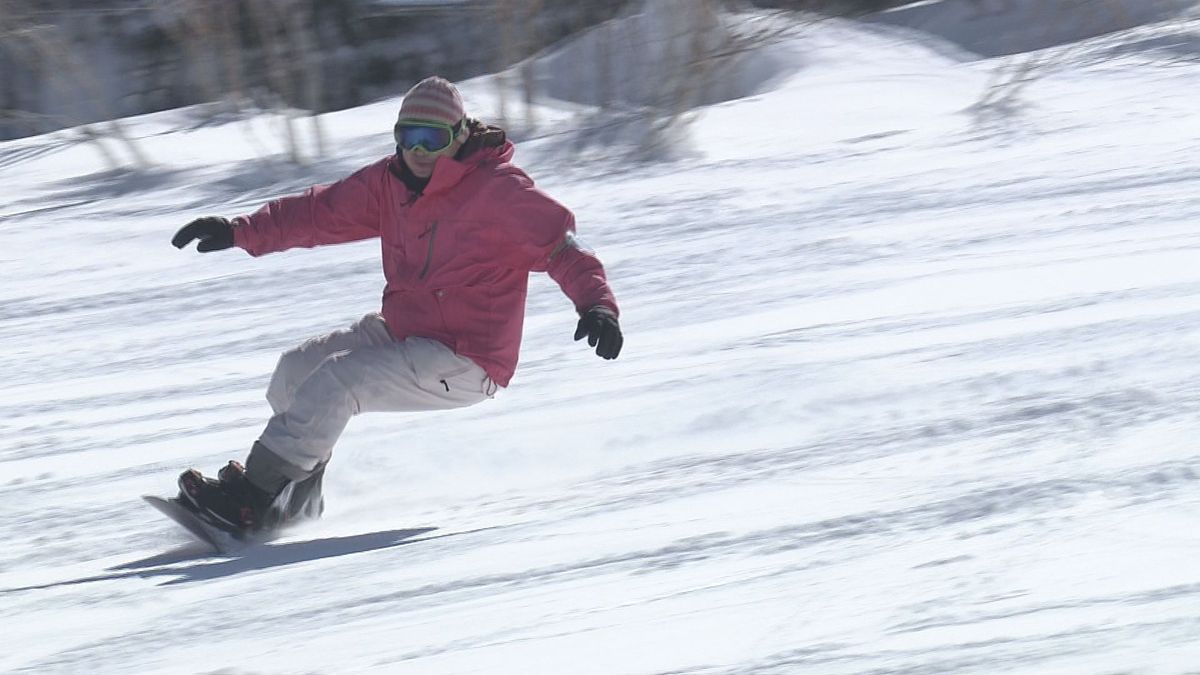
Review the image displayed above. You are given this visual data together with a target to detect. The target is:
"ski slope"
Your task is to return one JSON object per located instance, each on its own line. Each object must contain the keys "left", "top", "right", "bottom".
{"left": 2, "top": 5, "right": 1200, "bottom": 674}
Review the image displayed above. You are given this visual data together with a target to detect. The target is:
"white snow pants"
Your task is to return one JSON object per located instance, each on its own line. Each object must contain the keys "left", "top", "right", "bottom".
{"left": 257, "top": 313, "right": 496, "bottom": 477}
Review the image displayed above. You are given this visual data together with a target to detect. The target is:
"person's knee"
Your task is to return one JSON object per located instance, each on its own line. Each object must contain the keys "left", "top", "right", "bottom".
{"left": 266, "top": 345, "right": 311, "bottom": 411}
{"left": 300, "top": 353, "right": 363, "bottom": 413}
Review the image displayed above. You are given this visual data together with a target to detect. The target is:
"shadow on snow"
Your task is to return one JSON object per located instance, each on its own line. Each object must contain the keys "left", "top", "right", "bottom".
{"left": 0, "top": 527, "right": 466, "bottom": 594}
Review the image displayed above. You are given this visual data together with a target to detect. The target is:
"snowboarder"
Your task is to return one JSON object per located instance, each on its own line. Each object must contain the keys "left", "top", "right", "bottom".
{"left": 169, "top": 76, "right": 622, "bottom": 536}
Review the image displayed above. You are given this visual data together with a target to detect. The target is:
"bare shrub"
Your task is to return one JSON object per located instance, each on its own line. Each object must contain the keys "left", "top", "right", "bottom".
{"left": 541, "top": 0, "right": 812, "bottom": 160}
{"left": 492, "top": 0, "right": 548, "bottom": 133}
{"left": 0, "top": 0, "right": 329, "bottom": 165}
{"left": 970, "top": 0, "right": 1174, "bottom": 123}
{"left": 152, "top": 0, "right": 327, "bottom": 164}
{"left": 0, "top": 1, "right": 151, "bottom": 168}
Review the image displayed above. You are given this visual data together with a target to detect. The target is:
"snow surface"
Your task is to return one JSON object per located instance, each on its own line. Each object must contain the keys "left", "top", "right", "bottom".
{"left": 3, "top": 5, "right": 1200, "bottom": 675}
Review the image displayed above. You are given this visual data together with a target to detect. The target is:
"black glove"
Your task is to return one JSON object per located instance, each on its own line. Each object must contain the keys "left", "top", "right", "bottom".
{"left": 574, "top": 306, "right": 623, "bottom": 360}
{"left": 172, "top": 216, "right": 235, "bottom": 252}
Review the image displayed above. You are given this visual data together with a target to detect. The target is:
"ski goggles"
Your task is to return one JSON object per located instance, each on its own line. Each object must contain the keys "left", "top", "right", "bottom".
{"left": 393, "top": 118, "right": 465, "bottom": 153}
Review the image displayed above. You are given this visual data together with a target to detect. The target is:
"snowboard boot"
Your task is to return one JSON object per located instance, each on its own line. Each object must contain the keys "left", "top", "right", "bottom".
{"left": 177, "top": 460, "right": 280, "bottom": 536}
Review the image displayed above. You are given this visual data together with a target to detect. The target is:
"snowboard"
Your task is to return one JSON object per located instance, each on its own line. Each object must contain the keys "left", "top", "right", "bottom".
{"left": 143, "top": 495, "right": 243, "bottom": 555}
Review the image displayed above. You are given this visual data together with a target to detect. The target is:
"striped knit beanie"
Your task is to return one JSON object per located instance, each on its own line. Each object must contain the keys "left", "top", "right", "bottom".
{"left": 397, "top": 76, "right": 466, "bottom": 126}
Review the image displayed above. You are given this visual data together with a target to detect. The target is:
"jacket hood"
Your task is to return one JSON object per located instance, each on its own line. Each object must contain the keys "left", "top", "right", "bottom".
{"left": 456, "top": 119, "right": 509, "bottom": 160}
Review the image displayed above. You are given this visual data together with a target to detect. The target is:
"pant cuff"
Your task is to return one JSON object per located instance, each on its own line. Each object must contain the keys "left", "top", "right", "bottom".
{"left": 245, "top": 441, "right": 311, "bottom": 493}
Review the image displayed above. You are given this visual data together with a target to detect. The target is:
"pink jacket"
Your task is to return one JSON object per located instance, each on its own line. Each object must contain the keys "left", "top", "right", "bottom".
{"left": 232, "top": 141, "right": 619, "bottom": 387}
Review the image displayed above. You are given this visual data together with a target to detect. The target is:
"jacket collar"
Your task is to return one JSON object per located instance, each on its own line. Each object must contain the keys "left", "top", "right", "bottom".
{"left": 426, "top": 141, "right": 514, "bottom": 194}
{"left": 389, "top": 140, "right": 515, "bottom": 198}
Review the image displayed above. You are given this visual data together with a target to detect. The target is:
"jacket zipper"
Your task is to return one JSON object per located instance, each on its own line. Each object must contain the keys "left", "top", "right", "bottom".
{"left": 418, "top": 220, "right": 439, "bottom": 280}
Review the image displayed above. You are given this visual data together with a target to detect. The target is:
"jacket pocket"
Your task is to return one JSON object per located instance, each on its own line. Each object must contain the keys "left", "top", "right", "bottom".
{"left": 418, "top": 220, "right": 439, "bottom": 280}
{"left": 410, "top": 338, "right": 475, "bottom": 394}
